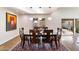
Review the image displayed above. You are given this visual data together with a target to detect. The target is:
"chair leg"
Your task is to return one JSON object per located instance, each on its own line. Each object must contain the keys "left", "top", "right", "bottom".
{"left": 28, "top": 41, "right": 30, "bottom": 47}
{"left": 21, "top": 40, "right": 25, "bottom": 48}
{"left": 55, "top": 40, "right": 58, "bottom": 49}
{"left": 58, "top": 40, "right": 60, "bottom": 47}
{"left": 42, "top": 43, "right": 45, "bottom": 49}
{"left": 50, "top": 42, "right": 52, "bottom": 49}
{"left": 21, "top": 41, "right": 23, "bottom": 48}
{"left": 52, "top": 41, "right": 56, "bottom": 49}
{"left": 38, "top": 43, "right": 40, "bottom": 49}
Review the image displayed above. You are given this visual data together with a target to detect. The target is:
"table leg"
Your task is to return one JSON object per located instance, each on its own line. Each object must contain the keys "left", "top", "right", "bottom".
{"left": 39, "top": 36, "right": 43, "bottom": 48}
{"left": 55, "top": 37, "right": 58, "bottom": 49}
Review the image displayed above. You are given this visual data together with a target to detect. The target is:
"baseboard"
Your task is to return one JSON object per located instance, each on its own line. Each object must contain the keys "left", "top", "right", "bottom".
{"left": 9, "top": 40, "right": 20, "bottom": 51}
{"left": 0, "top": 35, "right": 20, "bottom": 45}
{"left": 61, "top": 42, "right": 71, "bottom": 51}
{"left": 0, "top": 35, "right": 20, "bottom": 51}
{"left": 8, "top": 35, "right": 20, "bottom": 51}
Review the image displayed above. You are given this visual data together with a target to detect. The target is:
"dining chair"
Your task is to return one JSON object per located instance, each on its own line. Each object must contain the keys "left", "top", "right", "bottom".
{"left": 29, "top": 30, "right": 40, "bottom": 49}
{"left": 43, "top": 30, "right": 53, "bottom": 48}
{"left": 19, "top": 28, "right": 29, "bottom": 48}
{"left": 56, "top": 28, "right": 62, "bottom": 47}
{"left": 49, "top": 28, "right": 62, "bottom": 49}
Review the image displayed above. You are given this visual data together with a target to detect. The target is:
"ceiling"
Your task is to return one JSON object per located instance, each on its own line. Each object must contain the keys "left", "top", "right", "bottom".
{"left": 6, "top": 7, "right": 58, "bottom": 15}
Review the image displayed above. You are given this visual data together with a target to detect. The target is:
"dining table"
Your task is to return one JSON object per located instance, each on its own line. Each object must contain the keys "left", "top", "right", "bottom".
{"left": 24, "top": 34, "right": 58, "bottom": 49}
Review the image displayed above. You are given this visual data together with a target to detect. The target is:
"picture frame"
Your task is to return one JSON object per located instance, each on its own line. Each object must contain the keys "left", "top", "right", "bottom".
{"left": 6, "top": 12, "right": 17, "bottom": 31}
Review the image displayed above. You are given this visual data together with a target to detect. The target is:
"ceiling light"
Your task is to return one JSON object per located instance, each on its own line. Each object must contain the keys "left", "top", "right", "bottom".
{"left": 49, "top": 7, "right": 51, "bottom": 8}
{"left": 34, "top": 21, "right": 38, "bottom": 23}
{"left": 39, "top": 18, "right": 42, "bottom": 20}
{"left": 30, "top": 18, "right": 33, "bottom": 20}
{"left": 39, "top": 7, "right": 42, "bottom": 8}
{"left": 48, "top": 17, "right": 52, "bottom": 20}
{"left": 30, "top": 7, "right": 32, "bottom": 8}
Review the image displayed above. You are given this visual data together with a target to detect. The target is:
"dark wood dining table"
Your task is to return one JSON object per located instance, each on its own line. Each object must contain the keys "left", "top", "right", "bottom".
{"left": 24, "top": 34, "right": 58, "bottom": 49}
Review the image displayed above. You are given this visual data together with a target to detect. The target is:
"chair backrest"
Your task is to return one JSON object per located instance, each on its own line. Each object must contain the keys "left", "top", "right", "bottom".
{"left": 19, "top": 28, "right": 24, "bottom": 40}
{"left": 43, "top": 30, "right": 53, "bottom": 40}
{"left": 57, "top": 28, "right": 62, "bottom": 35}
{"left": 29, "top": 30, "right": 40, "bottom": 43}
{"left": 57, "top": 28, "right": 62, "bottom": 39}
{"left": 43, "top": 27, "right": 48, "bottom": 30}
{"left": 44, "top": 30, "right": 53, "bottom": 35}
{"left": 30, "top": 29, "right": 39, "bottom": 35}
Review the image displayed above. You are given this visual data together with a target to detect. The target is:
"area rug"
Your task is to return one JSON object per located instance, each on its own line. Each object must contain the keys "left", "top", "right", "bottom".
{"left": 11, "top": 41, "right": 69, "bottom": 51}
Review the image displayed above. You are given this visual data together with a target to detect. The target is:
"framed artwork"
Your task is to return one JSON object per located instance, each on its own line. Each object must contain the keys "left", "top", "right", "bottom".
{"left": 6, "top": 12, "right": 17, "bottom": 31}
{"left": 33, "top": 18, "right": 38, "bottom": 27}
{"left": 39, "top": 18, "right": 45, "bottom": 27}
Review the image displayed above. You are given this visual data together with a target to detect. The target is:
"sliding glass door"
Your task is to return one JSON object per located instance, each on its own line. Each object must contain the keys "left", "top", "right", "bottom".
{"left": 75, "top": 19, "right": 79, "bottom": 34}
{"left": 62, "top": 19, "right": 74, "bottom": 36}
{"left": 61, "top": 18, "right": 79, "bottom": 44}
{"left": 75, "top": 19, "right": 79, "bottom": 43}
{"left": 61, "top": 19, "right": 74, "bottom": 46}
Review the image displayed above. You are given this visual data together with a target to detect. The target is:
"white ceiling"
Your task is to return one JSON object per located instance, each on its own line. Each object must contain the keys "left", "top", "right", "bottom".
{"left": 6, "top": 7, "right": 58, "bottom": 15}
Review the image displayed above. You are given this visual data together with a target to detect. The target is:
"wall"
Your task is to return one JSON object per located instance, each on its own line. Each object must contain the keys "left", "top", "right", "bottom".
{"left": 0, "top": 8, "right": 20, "bottom": 45}
{"left": 19, "top": 14, "right": 49, "bottom": 34}
{"left": 46, "top": 7, "right": 79, "bottom": 34}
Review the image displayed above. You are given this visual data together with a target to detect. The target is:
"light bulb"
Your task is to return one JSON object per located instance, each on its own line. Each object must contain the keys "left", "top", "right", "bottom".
{"left": 34, "top": 21, "right": 38, "bottom": 23}
{"left": 30, "top": 18, "right": 33, "bottom": 20}
{"left": 48, "top": 17, "right": 52, "bottom": 20}
{"left": 39, "top": 18, "right": 41, "bottom": 20}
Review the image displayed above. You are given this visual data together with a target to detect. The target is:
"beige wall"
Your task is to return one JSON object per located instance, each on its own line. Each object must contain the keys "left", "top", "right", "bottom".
{"left": 19, "top": 14, "right": 49, "bottom": 34}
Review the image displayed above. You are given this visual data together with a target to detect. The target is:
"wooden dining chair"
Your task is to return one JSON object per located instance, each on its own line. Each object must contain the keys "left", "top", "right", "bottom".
{"left": 49, "top": 28, "right": 62, "bottom": 49}
{"left": 43, "top": 30, "right": 53, "bottom": 48}
{"left": 29, "top": 30, "right": 40, "bottom": 49}
{"left": 56, "top": 28, "right": 62, "bottom": 47}
{"left": 19, "top": 28, "right": 29, "bottom": 48}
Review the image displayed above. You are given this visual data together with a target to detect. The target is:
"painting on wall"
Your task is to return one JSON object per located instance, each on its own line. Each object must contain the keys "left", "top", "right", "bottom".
{"left": 33, "top": 18, "right": 38, "bottom": 27}
{"left": 40, "top": 18, "right": 45, "bottom": 27}
{"left": 6, "top": 12, "right": 17, "bottom": 31}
